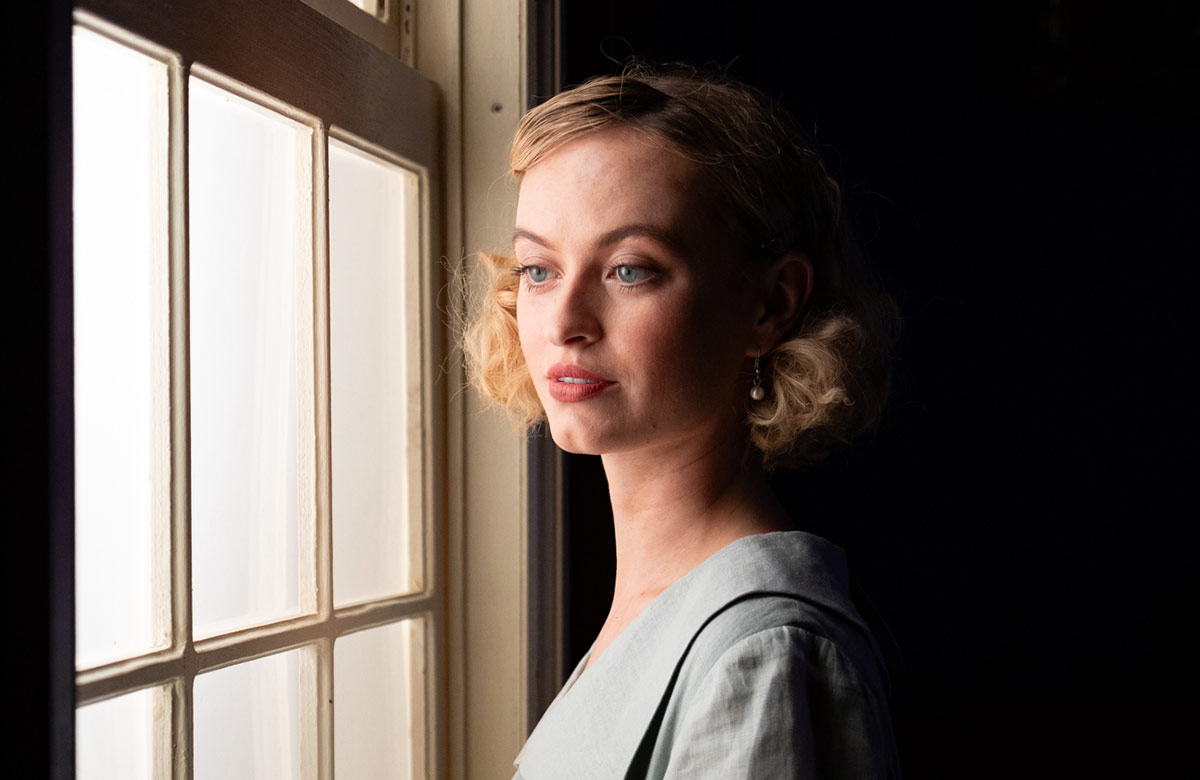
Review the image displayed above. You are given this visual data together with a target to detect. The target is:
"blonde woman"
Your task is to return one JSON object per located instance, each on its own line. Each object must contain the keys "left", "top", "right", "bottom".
{"left": 466, "top": 64, "right": 900, "bottom": 779}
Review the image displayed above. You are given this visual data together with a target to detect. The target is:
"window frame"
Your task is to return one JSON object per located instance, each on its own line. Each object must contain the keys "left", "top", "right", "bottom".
{"left": 69, "top": 0, "right": 443, "bottom": 776}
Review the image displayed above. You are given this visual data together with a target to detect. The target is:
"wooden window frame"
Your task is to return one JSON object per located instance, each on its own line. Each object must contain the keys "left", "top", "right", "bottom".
{"left": 70, "top": 0, "right": 441, "bottom": 776}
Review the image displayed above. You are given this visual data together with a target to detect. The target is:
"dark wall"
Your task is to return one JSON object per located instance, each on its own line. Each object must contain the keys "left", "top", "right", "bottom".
{"left": 558, "top": 2, "right": 1198, "bottom": 777}
{"left": 9, "top": 0, "right": 75, "bottom": 776}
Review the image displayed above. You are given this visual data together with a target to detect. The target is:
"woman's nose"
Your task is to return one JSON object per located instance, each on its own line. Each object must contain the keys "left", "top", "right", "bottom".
{"left": 545, "top": 275, "right": 602, "bottom": 347}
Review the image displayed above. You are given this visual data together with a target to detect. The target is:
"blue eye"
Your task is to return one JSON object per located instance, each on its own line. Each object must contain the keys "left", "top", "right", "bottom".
{"left": 522, "top": 265, "right": 549, "bottom": 283}
{"left": 615, "top": 265, "right": 649, "bottom": 284}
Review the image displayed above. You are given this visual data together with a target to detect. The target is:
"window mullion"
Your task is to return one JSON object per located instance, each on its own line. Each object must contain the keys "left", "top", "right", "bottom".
{"left": 312, "top": 121, "right": 336, "bottom": 780}
{"left": 311, "top": 637, "right": 335, "bottom": 780}
{"left": 167, "top": 678, "right": 187, "bottom": 780}
{"left": 169, "top": 53, "right": 194, "bottom": 780}
{"left": 312, "top": 121, "right": 333, "bottom": 625}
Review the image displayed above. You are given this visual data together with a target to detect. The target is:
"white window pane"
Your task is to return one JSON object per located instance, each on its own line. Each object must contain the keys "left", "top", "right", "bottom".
{"left": 77, "top": 686, "right": 165, "bottom": 780}
{"left": 335, "top": 619, "right": 424, "bottom": 778}
{"left": 330, "top": 138, "right": 423, "bottom": 606}
{"left": 345, "top": 0, "right": 385, "bottom": 19}
{"left": 72, "top": 26, "right": 170, "bottom": 669}
{"left": 195, "top": 649, "right": 303, "bottom": 780}
{"left": 189, "top": 77, "right": 314, "bottom": 638}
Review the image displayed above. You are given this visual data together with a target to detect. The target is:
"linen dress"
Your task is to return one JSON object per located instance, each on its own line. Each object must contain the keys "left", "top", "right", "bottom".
{"left": 513, "top": 531, "right": 900, "bottom": 779}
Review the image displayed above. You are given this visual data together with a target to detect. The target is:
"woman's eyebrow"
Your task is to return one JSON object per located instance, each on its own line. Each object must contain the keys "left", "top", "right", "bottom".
{"left": 512, "top": 228, "right": 553, "bottom": 248}
{"left": 512, "top": 224, "right": 685, "bottom": 252}
{"left": 597, "top": 224, "right": 686, "bottom": 253}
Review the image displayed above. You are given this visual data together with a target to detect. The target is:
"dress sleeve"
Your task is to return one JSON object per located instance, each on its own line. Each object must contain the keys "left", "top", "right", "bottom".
{"left": 661, "top": 625, "right": 891, "bottom": 780}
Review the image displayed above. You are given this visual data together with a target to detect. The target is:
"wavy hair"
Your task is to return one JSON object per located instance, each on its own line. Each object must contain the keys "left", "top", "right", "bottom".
{"left": 464, "top": 63, "right": 897, "bottom": 466}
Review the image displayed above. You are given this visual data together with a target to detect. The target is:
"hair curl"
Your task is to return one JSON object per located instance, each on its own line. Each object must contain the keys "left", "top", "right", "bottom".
{"left": 464, "top": 63, "right": 897, "bottom": 467}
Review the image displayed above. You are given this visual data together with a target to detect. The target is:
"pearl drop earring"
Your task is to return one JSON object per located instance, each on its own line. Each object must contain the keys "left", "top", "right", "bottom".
{"left": 750, "top": 355, "right": 766, "bottom": 401}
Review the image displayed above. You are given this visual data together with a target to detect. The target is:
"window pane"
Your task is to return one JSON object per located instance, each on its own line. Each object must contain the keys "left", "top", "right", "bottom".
{"left": 77, "top": 686, "right": 165, "bottom": 780}
{"left": 189, "top": 77, "right": 314, "bottom": 638}
{"left": 72, "top": 26, "right": 170, "bottom": 669}
{"left": 345, "top": 0, "right": 385, "bottom": 19}
{"left": 329, "top": 138, "right": 423, "bottom": 606}
{"left": 335, "top": 619, "right": 424, "bottom": 778}
{"left": 194, "top": 648, "right": 303, "bottom": 780}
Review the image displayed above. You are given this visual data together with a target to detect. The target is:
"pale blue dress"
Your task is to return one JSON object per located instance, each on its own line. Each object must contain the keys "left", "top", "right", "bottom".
{"left": 513, "top": 531, "right": 901, "bottom": 779}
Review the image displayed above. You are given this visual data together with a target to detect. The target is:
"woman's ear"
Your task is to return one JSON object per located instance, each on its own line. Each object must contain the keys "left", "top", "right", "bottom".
{"left": 750, "top": 251, "right": 813, "bottom": 354}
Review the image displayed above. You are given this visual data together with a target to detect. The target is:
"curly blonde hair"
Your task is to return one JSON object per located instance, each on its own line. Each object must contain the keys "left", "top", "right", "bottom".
{"left": 464, "top": 64, "right": 897, "bottom": 466}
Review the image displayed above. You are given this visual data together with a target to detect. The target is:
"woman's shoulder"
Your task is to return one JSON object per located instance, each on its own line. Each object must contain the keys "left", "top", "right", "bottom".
{"left": 640, "top": 594, "right": 899, "bottom": 779}
{"left": 641, "top": 616, "right": 900, "bottom": 780}
{"left": 678, "top": 531, "right": 883, "bottom": 673}
{"left": 677, "top": 590, "right": 884, "bottom": 701}
{"left": 663, "top": 533, "right": 898, "bottom": 761}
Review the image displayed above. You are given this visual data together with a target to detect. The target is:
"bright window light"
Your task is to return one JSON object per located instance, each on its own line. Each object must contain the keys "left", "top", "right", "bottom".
{"left": 72, "top": 25, "right": 170, "bottom": 670}
{"left": 329, "top": 137, "right": 422, "bottom": 606}
{"left": 345, "top": 0, "right": 385, "bottom": 19}
{"left": 188, "top": 77, "right": 313, "bottom": 639}
{"left": 335, "top": 619, "right": 423, "bottom": 778}
{"left": 76, "top": 686, "right": 165, "bottom": 780}
{"left": 194, "top": 648, "right": 304, "bottom": 780}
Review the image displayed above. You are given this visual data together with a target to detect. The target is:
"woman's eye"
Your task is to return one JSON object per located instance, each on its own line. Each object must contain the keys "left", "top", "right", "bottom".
{"left": 614, "top": 265, "right": 650, "bottom": 285}
{"left": 521, "top": 265, "right": 550, "bottom": 283}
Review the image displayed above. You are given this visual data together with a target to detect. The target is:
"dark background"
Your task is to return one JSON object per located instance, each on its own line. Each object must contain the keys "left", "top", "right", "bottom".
{"left": 11, "top": 0, "right": 73, "bottom": 774}
{"left": 556, "top": 1, "right": 1198, "bottom": 777}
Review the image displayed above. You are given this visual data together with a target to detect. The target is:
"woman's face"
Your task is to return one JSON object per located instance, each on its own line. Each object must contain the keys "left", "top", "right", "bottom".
{"left": 514, "top": 128, "right": 760, "bottom": 456}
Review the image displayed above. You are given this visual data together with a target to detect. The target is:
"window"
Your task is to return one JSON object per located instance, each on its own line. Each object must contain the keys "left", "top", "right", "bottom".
{"left": 71, "top": 1, "right": 439, "bottom": 776}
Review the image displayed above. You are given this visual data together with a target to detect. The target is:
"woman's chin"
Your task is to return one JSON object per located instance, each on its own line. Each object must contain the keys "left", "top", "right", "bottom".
{"left": 545, "top": 421, "right": 608, "bottom": 456}
{"left": 548, "top": 431, "right": 602, "bottom": 456}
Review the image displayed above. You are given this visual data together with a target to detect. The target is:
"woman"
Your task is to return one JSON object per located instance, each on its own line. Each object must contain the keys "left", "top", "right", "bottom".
{"left": 466, "top": 64, "right": 900, "bottom": 779}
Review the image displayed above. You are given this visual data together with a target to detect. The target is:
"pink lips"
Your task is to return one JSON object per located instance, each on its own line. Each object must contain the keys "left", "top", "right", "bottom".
{"left": 547, "top": 363, "right": 616, "bottom": 402}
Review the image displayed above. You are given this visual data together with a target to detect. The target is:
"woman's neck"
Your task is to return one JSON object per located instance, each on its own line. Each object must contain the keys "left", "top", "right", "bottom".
{"left": 584, "top": 426, "right": 793, "bottom": 667}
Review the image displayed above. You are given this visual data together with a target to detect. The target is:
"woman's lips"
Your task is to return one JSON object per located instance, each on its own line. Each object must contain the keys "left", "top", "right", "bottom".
{"left": 547, "top": 363, "right": 616, "bottom": 402}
